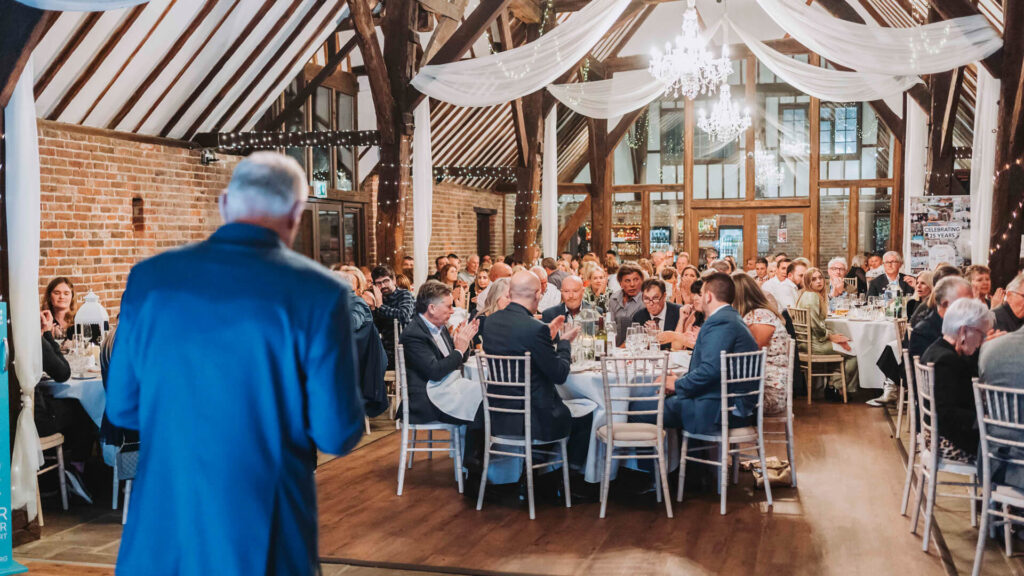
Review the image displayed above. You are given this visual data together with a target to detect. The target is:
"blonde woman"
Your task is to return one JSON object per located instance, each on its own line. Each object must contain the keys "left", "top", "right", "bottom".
{"left": 338, "top": 265, "right": 376, "bottom": 308}
{"left": 796, "top": 267, "right": 859, "bottom": 397}
{"left": 472, "top": 277, "right": 511, "bottom": 348}
{"left": 582, "top": 265, "right": 610, "bottom": 314}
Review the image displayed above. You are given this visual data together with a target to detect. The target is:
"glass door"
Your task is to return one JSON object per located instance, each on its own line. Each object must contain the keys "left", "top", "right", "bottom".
{"left": 342, "top": 204, "right": 365, "bottom": 265}
{"left": 692, "top": 212, "right": 747, "bottom": 267}
{"left": 756, "top": 211, "right": 807, "bottom": 260}
{"left": 317, "top": 206, "right": 342, "bottom": 268}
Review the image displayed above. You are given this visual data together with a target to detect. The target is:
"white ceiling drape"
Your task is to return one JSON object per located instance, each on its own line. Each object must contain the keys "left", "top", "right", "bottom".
{"left": 547, "top": 73, "right": 665, "bottom": 120}
{"left": 14, "top": 0, "right": 147, "bottom": 9}
{"left": 754, "top": 0, "right": 1002, "bottom": 76}
{"left": 411, "top": 0, "right": 631, "bottom": 107}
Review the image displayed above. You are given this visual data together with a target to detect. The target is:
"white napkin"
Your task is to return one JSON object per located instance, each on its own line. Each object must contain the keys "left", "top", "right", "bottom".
{"left": 426, "top": 370, "right": 481, "bottom": 421}
{"left": 447, "top": 307, "right": 470, "bottom": 327}
{"left": 669, "top": 351, "right": 691, "bottom": 370}
{"left": 833, "top": 340, "right": 857, "bottom": 355}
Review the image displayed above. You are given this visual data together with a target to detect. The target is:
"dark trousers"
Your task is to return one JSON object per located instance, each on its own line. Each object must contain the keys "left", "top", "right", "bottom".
{"left": 35, "top": 395, "right": 96, "bottom": 462}
{"left": 462, "top": 411, "right": 594, "bottom": 482}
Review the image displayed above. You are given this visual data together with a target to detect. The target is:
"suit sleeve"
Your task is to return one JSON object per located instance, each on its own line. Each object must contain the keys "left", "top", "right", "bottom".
{"left": 306, "top": 288, "right": 365, "bottom": 455}
{"left": 403, "top": 328, "right": 466, "bottom": 382}
{"left": 528, "top": 323, "right": 571, "bottom": 385}
{"left": 867, "top": 278, "right": 881, "bottom": 298}
{"left": 106, "top": 272, "right": 142, "bottom": 430}
{"left": 676, "top": 326, "right": 728, "bottom": 398}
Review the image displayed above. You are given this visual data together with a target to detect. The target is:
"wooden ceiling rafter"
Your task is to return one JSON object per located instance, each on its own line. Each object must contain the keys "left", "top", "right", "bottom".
{"left": 34, "top": 12, "right": 101, "bottom": 100}
{"left": 0, "top": 0, "right": 53, "bottom": 108}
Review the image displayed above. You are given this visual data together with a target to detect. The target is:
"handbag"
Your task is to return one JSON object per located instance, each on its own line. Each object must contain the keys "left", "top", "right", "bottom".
{"left": 742, "top": 456, "right": 792, "bottom": 487}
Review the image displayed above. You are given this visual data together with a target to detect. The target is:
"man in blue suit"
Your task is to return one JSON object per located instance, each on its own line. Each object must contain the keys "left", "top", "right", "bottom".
{"left": 664, "top": 273, "right": 759, "bottom": 435}
{"left": 106, "top": 152, "right": 365, "bottom": 576}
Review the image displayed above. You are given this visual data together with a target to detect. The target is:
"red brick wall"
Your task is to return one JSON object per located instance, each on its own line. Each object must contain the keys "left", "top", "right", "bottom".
{"left": 36, "top": 121, "right": 240, "bottom": 320}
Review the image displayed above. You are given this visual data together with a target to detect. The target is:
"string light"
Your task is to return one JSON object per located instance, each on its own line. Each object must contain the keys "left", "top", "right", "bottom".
{"left": 210, "top": 130, "right": 380, "bottom": 151}
{"left": 987, "top": 159, "right": 1024, "bottom": 256}
{"left": 433, "top": 165, "right": 517, "bottom": 182}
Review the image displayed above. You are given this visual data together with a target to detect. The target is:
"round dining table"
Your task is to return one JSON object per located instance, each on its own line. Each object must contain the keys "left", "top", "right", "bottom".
{"left": 825, "top": 317, "right": 901, "bottom": 390}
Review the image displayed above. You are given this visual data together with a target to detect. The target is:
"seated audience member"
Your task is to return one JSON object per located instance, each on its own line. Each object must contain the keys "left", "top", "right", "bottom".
{"left": 910, "top": 265, "right": 962, "bottom": 327}
{"left": 532, "top": 266, "right": 562, "bottom": 312}
{"left": 979, "top": 312, "right": 1024, "bottom": 488}
{"left": 744, "top": 257, "right": 757, "bottom": 274}
{"left": 827, "top": 257, "right": 850, "bottom": 299}
{"left": 844, "top": 255, "right": 867, "bottom": 295}
{"left": 399, "top": 281, "right": 479, "bottom": 425}
{"left": 337, "top": 265, "right": 374, "bottom": 308}
{"left": 542, "top": 275, "right": 591, "bottom": 323}
{"left": 481, "top": 271, "right": 592, "bottom": 467}
{"left": 659, "top": 268, "right": 677, "bottom": 299}
{"left": 608, "top": 263, "right": 645, "bottom": 345}
{"left": 582, "top": 265, "right": 610, "bottom": 314}
{"left": 706, "top": 260, "right": 731, "bottom": 275}
{"left": 631, "top": 279, "right": 680, "bottom": 350}
{"left": 395, "top": 273, "right": 412, "bottom": 291}
{"left": 865, "top": 253, "right": 884, "bottom": 280}
{"left": 638, "top": 258, "right": 655, "bottom": 279}
{"left": 370, "top": 265, "right": 416, "bottom": 370}
{"left": 920, "top": 298, "right": 994, "bottom": 463}
{"left": 867, "top": 251, "right": 914, "bottom": 297}
{"left": 967, "top": 264, "right": 1004, "bottom": 309}
{"left": 37, "top": 310, "right": 95, "bottom": 502}
{"left": 751, "top": 258, "right": 770, "bottom": 285}
{"left": 991, "top": 273, "right": 1024, "bottom": 332}
{"left": 432, "top": 255, "right": 449, "bottom": 281}
{"left": 401, "top": 256, "right": 415, "bottom": 280}
{"left": 460, "top": 255, "right": 480, "bottom": 285}
{"left": 476, "top": 262, "right": 512, "bottom": 306}
{"left": 334, "top": 269, "right": 389, "bottom": 416}
{"left": 760, "top": 258, "right": 788, "bottom": 301}
{"left": 654, "top": 273, "right": 758, "bottom": 435}
{"left": 765, "top": 259, "right": 804, "bottom": 313}
{"left": 675, "top": 252, "right": 691, "bottom": 274}
{"left": 906, "top": 271, "right": 933, "bottom": 321}
{"left": 723, "top": 256, "right": 737, "bottom": 274}
{"left": 909, "top": 276, "right": 974, "bottom": 360}
{"left": 482, "top": 254, "right": 493, "bottom": 267}
{"left": 543, "top": 257, "right": 568, "bottom": 290}
{"left": 334, "top": 269, "right": 375, "bottom": 330}
{"left": 732, "top": 273, "right": 791, "bottom": 415}
{"left": 659, "top": 280, "right": 704, "bottom": 351}
{"left": 473, "top": 277, "right": 511, "bottom": 328}
{"left": 468, "top": 268, "right": 490, "bottom": 316}
{"left": 773, "top": 252, "right": 788, "bottom": 263}
{"left": 42, "top": 277, "right": 77, "bottom": 341}
{"left": 674, "top": 265, "right": 700, "bottom": 306}
{"left": 795, "top": 267, "right": 858, "bottom": 397}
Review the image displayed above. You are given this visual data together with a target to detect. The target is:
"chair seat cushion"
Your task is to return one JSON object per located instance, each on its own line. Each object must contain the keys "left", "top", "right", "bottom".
{"left": 994, "top": 485, "right": 1024, "bottom": 505}
{"left": 597, "top": 423, "right": 662, "bottom": 443}
{"left": 39, "top": 433, "right": 64, "bottom": 450}
{"left": 799, "top": 352, "right": 845, "bottom": 362}
{"left": 729, "top": 426, "right": 758, "bottom": 443}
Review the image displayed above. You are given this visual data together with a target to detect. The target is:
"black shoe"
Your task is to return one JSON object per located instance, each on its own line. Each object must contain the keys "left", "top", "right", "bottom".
{"left": 824, "top": 386, "right": 840, "bottom": 402}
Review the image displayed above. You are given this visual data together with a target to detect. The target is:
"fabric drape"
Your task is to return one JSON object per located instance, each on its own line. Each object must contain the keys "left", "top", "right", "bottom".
{"left": 729, "top": 18, "right": 921, "bottom": 102}
{"left": 754, "top": 0, "right": 1001, "bottom": 76}
{"left": 14, "top": 0, "right": 148, "bottom": 9}
{"left": 5, "top": 62, "right": 44, "bottom": 522}
{"left": 542, "top": 111, "right": 558, "bottom": 257}
{"left": 413, "top": 102, "right": 432, "bottom": 288}
{"left": 411, "top": 0, "right": 631, "bottom": 107}
{"left": 970, "top": 67, "right": 999, "bottom": 266}
{"left": 903, "top": 102, "right": 927, "bottom": 264}
{"left": 546, "top": 73, "right": 665, "bottom": 119}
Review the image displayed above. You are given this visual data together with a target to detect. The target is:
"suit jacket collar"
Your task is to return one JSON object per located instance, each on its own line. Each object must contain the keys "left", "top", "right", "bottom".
{"left": 506, "top": 302, "right": 534, "bottom": 317}
{"left": 414, "top": 314, "right": 454, "bottom": 357}
{"left": 210, "top": 223, "right": 283, "bottom": 248}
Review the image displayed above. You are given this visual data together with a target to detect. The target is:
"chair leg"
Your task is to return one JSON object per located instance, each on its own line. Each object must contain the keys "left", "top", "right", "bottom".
{"left": 428, "top": 431, "right": 434, "bottom": 460}
{"left": 56, "top": 446, "right": 68, "bottom": 511}
{"left": 525, "top": 447, "right": 536, "bottom": 520}
{"left": 758, "top": 439, "right": 773, "bottom": 507}
{"left": 36, "top": 478, "right": 43, "bottom": 528}
{"left": 657, "top": 443, "right": 673, "bottom": 519}
{"left": 112, "top": 461, "right": 119, "bottom": 511}
{"left": 806, "top": 364, "right": 813, "bottom": 405}
{"left": 122, "top": 480, "right": 132, "bottom": 525}
{"left": 677, "top": 436, "right": 689, "bottom": 502}
{"left": 599, "top": 440, "right": 613, "bottom": 518}
{"left": 922, "top": 468, "right": 939, "bottom": 552}
{"left": 453, "top": 429, "right": 464, "bottom": 494}
{"left": 364, "top": 416, "right": 371, "bottom": 435}
{"left": 840, "top": 359, "right": 848, "bottom": 404}
{"left": 895, "top": 383, "right": 905, "bottom": 438}
{"left": 720, "top": 439, "right": 729, "bottom": 515}
{"left": 654, "top": 455, "right": 663, "bottom": 504}
{"left": 408, "top": 430, "right": 416, "bottom": 469}
{"left": 1003, "top": 502, "right": 1012, "bottom": 556}
{"left": 911, "top": 468, "right": 926, "bottom": 534}
{"left": 969, "top": 476, "right": 978, "bottom": 528}
{"left": 397, "top": 426, "right": 409, "bottom": 496}
{"left": 476, "top": 442, "right": 490, "bottom": 511}
{"left": 731, "top": 445, "right": 740, "bottom": 485}
{"left": 900, "top": 442, "right": 917, "bottom": 517}
{"left": 786, "top": 417, "right": 797, "bottom": 488}
{"left": 560, "top": 439, "right": 571, "bottom": 509}
{"left": 973, "top": 499, "right": 990, "bottom": 576}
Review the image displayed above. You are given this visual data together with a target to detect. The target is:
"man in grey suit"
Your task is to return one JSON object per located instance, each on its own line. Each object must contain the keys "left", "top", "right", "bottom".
{"left": 979, "top": 325, "right": 1024, "bottom": 489}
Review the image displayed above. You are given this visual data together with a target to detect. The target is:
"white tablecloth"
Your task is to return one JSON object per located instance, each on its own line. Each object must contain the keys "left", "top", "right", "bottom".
{"left": 826, "top": 318, "right": 900, "bottom": 390}
{"left": 38, "top": 376, "right": 105, "bottom": 428}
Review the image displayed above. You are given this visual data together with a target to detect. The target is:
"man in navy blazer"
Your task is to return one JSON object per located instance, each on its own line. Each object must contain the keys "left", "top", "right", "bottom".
{"left": 400, "top": 280, "right": 479, "bottom": 424}
{"left": 631, "top": 278, "right": 680, "bottom": 350}
{"left": 540, "top": 275, "right": 591, "bottom": 323}
{"left": 664, "top": 273, "right": 759, "bottom": 436}
{"left": 107, "top": 153, "right": 365, "bottom": 576}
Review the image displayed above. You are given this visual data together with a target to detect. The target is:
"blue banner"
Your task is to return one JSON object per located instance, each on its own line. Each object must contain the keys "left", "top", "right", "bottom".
{"left": 0, "top": 304, "right": 27, "bottom": 574}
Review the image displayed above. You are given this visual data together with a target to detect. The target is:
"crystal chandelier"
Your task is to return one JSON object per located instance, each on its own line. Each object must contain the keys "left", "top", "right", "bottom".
{"left": 697, "top": 84, "right": 751, "bottom": 143}
{"left": 780, "top": 137, "right": 809, "bottom": 157}
{"left": 754, "top": 141, "right": 784, "bottom": 187}
{"left": 648, "top": 0, "right": 731, "bottom": 100}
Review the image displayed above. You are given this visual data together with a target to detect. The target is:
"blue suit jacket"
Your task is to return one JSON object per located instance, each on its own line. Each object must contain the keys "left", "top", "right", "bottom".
{"left": 106, "top": 223, "right": 365, "bottom": 576}
{"left": 672, "top": 305, "right": 758, "bottom": 435}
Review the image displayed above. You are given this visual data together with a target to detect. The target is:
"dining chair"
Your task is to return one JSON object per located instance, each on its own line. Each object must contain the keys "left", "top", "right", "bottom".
{"left": 395, "top": 344, "right": 464, "bottom": 496}
{"left": 909, "top": 359, "right": 981, "bottom": 552}
{"left": 384, "top": 318, "right": 401, "bottom": 423}
{"left": 112, "top": 441, "right": 139, "bottom": 525}
{"left": 900, "top": 351, "right": 919, "bottom": 517}
{"left": 789, "top": 307, "right": 848, "bottom": 404}
{"left": 763, "top": 339, "right": 798, "bottom": 488}
{"left": 476, "top": 352, "right": 571, "bottom": 520}
{"left": 596, "top": 353, "right": 672, "bottom": 519}
{"left": 971, "top": 379, "right": 1024, "bottom": 576}
{"left": 677, "top": 349, "right": 772, "bottom": 515}
{"left": 843, "top": 278, "right": 858, "bottom": 293}
{"left": 892, "top": 317, "right": 909, "bottom": 437}
{"left": 36, "top": 433, "right": 68, "bottom": 527}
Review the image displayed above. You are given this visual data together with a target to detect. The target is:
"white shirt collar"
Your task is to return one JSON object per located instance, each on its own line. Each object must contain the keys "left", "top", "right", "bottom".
{"left": 707, "top": 304, "right": 726, "bottom": 319}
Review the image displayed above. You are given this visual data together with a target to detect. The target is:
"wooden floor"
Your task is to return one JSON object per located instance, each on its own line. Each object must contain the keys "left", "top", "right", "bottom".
{"left": 316, "top": 401, "right": 952, "bottom": 576}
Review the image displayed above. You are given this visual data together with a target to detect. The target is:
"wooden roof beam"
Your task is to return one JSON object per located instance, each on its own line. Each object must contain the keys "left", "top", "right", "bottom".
{"left": 927, "top": 0, "right": 1001, "bottom": 78}
{"left": 0, "top": 0, "right": 52, "bottom": 108}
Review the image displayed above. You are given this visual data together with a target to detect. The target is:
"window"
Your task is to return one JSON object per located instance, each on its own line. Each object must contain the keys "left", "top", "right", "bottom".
{"left": 820, "top": 104, "right": 859, "bottom": 157}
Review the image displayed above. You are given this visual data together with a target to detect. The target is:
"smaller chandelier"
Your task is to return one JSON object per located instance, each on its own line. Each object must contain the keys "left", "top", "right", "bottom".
{"left": 649, "top": 0, "right": 732, "bottom": 100}
{"left": 697, "top": 84, "right": 751, "bottom": 143}
{"left": 780, "top": 137, "right": 809, "bottom": 157}
{"left": 754, "top": 142, "right": 784, "bottom": 187}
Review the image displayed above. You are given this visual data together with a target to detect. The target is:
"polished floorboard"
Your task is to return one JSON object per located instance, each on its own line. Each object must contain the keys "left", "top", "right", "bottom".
{"left": 314, "top": 400, "right": 995, "bottom": 576}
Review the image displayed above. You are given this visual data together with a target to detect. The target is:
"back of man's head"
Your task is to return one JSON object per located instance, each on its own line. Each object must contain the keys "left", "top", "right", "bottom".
{"left": 223, "top": 152, "right": 305, "bottom": 222}
{"left": 509, "top": 271, "right": 541, "bottom": 307}
{"left": 702, "top": 272, "right": 735, "bottom": 306}
{"left": 933, "top": 276, "right": 972, "bottom": 312}
{"left": 932, "top": 265, "right": 962, "bottom": 286}
{"left": 542, "top": 257, "right": 558, "bottom": 272}
{"left": 489, "top": 262, "right": 513, "bottom": 280}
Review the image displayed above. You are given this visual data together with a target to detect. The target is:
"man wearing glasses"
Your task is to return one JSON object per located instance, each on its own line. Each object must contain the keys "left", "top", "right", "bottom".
{"left": 631, "top": 278, "right": 681, "bottom": 350}
{"left": 867, "top": 251, "right": 914, "bottom": 298}
{"left": 992, "top": 273, "right": 1024, "bottom": 332}
{"left": 827, "top": 257, "right": 850, "bottom": 299}
{"left": 370, "top": 265, "right": 416, "bottom": 369}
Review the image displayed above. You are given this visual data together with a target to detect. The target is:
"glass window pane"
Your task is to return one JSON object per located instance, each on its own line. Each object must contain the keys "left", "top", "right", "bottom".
{"left": 650, "top": 188, "right": 684, "bottom": 254}
{"left": 318, "top": 208, "right": 342, "bottom": 267}
{"left": 612, "top": 195, "right": 642, "bottom": 260}
{"left": 335, "top": 91, "right": 355, "bottom": 191}
{"left": 818, "top": 188, "right": 850, "bottom": 264}
{"left": 311, "top": 86, "right": 331, "bottom": 187}
{"left": 858, "top": 187, "right": 892, "bottom": 256}
{"left": 757, "top": 212, "right": 804, "bottom": 259}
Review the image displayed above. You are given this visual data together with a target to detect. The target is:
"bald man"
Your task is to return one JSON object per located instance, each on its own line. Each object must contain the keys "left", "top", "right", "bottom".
{"left": 475, "top": 262, "right": 511, "bottom": 308}
{"left": 541, "top": 275, "right": 592, "bottom": 323}
{"left": 533, "top": 266, "right": 562, "bottom": 312}
{"left": 479, "top": 271, "right": 593, "bottom": 470}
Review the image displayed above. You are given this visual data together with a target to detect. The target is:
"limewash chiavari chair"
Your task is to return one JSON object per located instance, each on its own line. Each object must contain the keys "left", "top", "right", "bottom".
{"left": 596, "top": 353, "right": 673, "bottom": 519}
{"left": 762, "top": 339, "right": 798, "bottom": 487}
{"left": 909, "top": 359, "right": 981, "bottom": 552}
{"left": 893, "top": 317, "right": 909, "bottom": 436}
{"left": 900, "top": 351, "right": 920, "bottom": 517}
{"left": 475, "top": 352, "right": 572, "bottom": 520}
{"left": 971, "top": 379, "right": 1024, "bottom": 576}
{"left": 677, "top": 349, "right": 773, "bottom": 515}
{"left": 790, "top": 307, "right": 848, "bottom": 404}
{"left": 395, "top": 345, "right": 465, "bottom": 496}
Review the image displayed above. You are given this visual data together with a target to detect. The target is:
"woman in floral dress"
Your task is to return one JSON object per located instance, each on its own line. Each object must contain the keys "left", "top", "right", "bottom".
{"left": 732, "top": 272, "right": 792, "bottom": 415}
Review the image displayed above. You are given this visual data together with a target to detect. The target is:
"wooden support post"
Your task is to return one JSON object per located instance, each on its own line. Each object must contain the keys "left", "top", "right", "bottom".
{"left": 512, "top": 82, "right": 545, "bottom": 262}
{"left": 558, "top": 195, "right": 592, "bottom": 251}
{"left": 589, "top": 118, "right": 613, "bottom": 256}
{"left": 988, "top": 0, "right": 1024, "bottom": 286}
{"left": 924, "top": 64, "right": 965, "bottom": 196}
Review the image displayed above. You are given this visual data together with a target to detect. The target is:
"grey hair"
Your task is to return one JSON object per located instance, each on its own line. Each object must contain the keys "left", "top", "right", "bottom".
{"left": 531, "top": 266, "right": 548, "bottom": 280}
{"left": 941, "top": 297, "right": 993, "bottom": 337}
{"left": 828, "top": 257, "right": 848, "bottom": 269}
{"left": 933, "top": 276, "right": 972, "bottom": 308}
{"left": 883, "top": 251, "right": 903, "bottom": 264}
{"left": 1007, "top": 273, "right": 1024, "bottom": 293}
{"left": 480, "top": 278, "right": 511, "bottom": 317}
{"left": 850, "top": 254, "right": 865, "bottom": 268}
{"left": 223, "top": 152, "right": 306, "bottom": 221}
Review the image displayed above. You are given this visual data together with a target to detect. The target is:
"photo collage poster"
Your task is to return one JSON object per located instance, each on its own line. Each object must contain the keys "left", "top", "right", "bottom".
{"left": 909, "top": 196, "right": 972, "bottom": 274}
